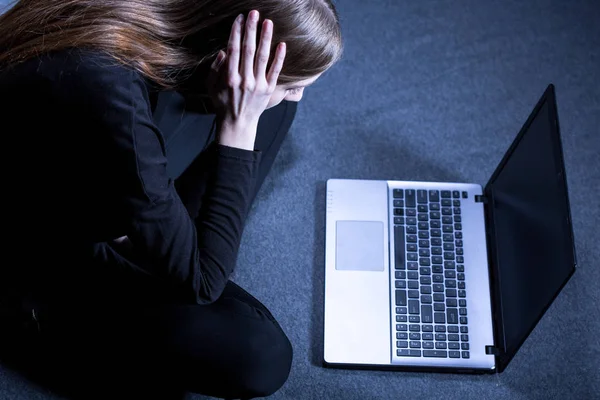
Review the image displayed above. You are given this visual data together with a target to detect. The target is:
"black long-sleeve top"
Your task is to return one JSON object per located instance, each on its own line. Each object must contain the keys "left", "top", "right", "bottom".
{"left": 0, "top": 48, "right": 261, "bottom": 305}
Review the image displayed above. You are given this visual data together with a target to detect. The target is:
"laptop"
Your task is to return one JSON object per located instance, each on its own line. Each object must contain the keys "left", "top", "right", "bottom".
{"left": 323, "top": 84, "right": 577, "bottom": 372}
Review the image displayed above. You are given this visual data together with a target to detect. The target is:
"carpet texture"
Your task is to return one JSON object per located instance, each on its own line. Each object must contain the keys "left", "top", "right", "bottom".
{"left": 1, "top": 0, "right": 598, "bottom": 399}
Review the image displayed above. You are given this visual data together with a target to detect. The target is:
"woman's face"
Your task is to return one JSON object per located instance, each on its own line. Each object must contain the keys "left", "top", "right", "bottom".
{"left": 266, "top": 73, "right": 323, "bottom": 109}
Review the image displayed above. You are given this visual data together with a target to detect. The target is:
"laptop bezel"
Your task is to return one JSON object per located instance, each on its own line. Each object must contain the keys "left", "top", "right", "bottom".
{"left": 481, "top": 83, "right": 578, "bottom": 372}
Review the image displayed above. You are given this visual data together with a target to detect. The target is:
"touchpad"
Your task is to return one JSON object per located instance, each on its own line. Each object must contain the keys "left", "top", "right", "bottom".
{"left": 336, "top": 220, "right": 384, "bottom": 271}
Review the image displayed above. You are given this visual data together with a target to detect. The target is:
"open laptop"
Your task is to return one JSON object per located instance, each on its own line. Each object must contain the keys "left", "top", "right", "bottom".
{"left": 323, "top": 84, "right": 577, "bottom": 372}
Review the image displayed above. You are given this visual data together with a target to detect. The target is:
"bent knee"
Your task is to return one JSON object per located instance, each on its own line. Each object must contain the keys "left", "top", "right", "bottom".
{"left": 237, "top": 326, "right": 293, "bottom": 398}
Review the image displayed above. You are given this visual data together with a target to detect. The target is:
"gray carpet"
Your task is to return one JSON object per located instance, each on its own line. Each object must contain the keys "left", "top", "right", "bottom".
{"left": 1, "top": 0, "right": 599, "bottom": 399}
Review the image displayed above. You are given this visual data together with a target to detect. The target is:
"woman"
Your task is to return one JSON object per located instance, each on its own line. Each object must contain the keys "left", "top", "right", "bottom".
{"left": 0, "top": 0, "right": 342, "bottom": 398}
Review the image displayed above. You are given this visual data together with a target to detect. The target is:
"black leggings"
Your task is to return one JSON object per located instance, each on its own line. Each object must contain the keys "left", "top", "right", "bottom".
{"left": 0, "top": 93, "right": 298, "bottom": 400}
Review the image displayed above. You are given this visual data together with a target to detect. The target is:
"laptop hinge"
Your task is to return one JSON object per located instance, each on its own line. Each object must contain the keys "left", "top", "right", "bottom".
{"left": 485, "top": 345, "right": 501, "bottom": 355}
{"left": 475, "top": 195, "right": 488, "bottom": 204}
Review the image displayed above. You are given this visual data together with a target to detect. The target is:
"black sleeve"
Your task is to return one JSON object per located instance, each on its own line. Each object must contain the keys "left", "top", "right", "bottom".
{"left": 74, "top": 58, "right": 261, "bottom": 305}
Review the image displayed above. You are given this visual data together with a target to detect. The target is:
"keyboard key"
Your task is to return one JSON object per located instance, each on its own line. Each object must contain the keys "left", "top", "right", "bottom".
{"left": 422, "top": 341, "right": 434, "bottom": 349}
{"left": 431, "top": 229, "right": 441, "bottom": 237}
{"left": 448, "top": 342, "right": 460, "bottom": 349}
{"left": 407, "top": 243, "right": 417, "bottom": 252}
{"left": 396, "top": 307, "right": 407, "bottom": 314}
{"left": 456, "top": 248, "right": 464, "bottom": 255}
{"left": 408, "top": 290, "right": 419, "bottom": 298}
{"left": 458, "top": 290, "right": 467, "bottom": 298}
{"left": 462, "top": 191, "right": 468, "bottom": 198}
{"left": 422, "top": 325, "right": 433, "bottom": 332}
{"left": 418, "top": 204, "right": 428, "bottom": 212}
{"left": 433, "top": 274, "right": 443, "bottom": 283}
{"left": 443, "top": 243, "right": 455, "bottom": 251}
{"left": 441, "top": 191, "right": 451, "bottom": 198}
{"left": 433, "top": 284, "right": 444, "bottom": 292}
{"left": 407, "top": 263, "right": 418, "bottom": 271}
{"left": 452, "top": 191, "right": 460, "bottom": 198}
{"left": 461, "top": 343, "right": 469, "bottom": 350}
{"left": 395, "top": 280, "right": 406, "bottom": 288}
{"left": 461, "top": 334, "right": 469, "bottom": 342}
{"left": 435, "top": 325, "right": 446, "bottom": 332}
{"left": 429, "top": 190, "right": 440, "bottom": 202}
{"left": 446, "top": 299, "right": 457, "bottom": 307}
{"left": 418, "top": 231, "right": 429, "bottom": 239}
{"left": 433, "top": 303, "right": 445, "bottom": 311}
{"left": 419, "top": 258, "right": 431, "bottom": 266}
{"left": 407, "top": 253, "right": 418, "bottom": 261}
{"left": 446, "top": 289, "right": 457, "bottom": 297}
{"left": 396, "top": 324, "right": 408, "bottom": 331}
{"left": 433, "top": 293, "right": 444, "bottom": 302}
{"left": 394, "top": 200, "right": 405, "bottom": 208}
{"left": 409, "top": 316, "right": 420, "bottom": 323}
{"left": 453, "top": 199, "right": 461, "bottom": 207}
{"left": 422, "top": 333, "right": 433, "bottom": 341}
{"left": 462, "top": 351, "right": 470, "bottom": 359}
{"left": 430, "top": 203, "right": 441, "bottom": 211}
{"left": 435, "top": 333, "right": 446, "bottom": 341}
{"left": 430, "top": 211, "right": 441, "bottom": 219}
{"left": 432, "top": 263, "right": 443, "bottom": 271}
{"left": 457, "top": 264, "right": 464, "bottom": 272}
{"left": 446, "top": 280, "right": 457, "bottom": 288}
{"left": 455, "top": 223, "right": 462, "bottom": 230}
{"left": 418, "top": 213, "right": 429, "bottom": 222}
{"left": 455, "top": 232, "right": 463, "bottom": 239}
{"left": 460, "top": 317, "right": 468, "bottom": 324}
{"left": 457, "top": 256, "right": 464, "bottom": 263}
{"left": 407, "top": 226, "right": 417, "bottom": 234}
{"left": 407, "top": 280, "right": 418, "bottom": 289}
{"left": 441, "top": 199, "right": 452, "bottom": 206}
{"left": 424, "top": 350, "right": 448, "bottom": 358}
{"left": 443, "top": 226, "right": 454, "bottom": 234}
{"left": 417, "top": 190, "right": 428, "bottom": 204}
{"left": 449, "top": 351, "right": 460, "bottom": 358}
{"left": 447, "top": 326, "right": 459, "bottom": 333}
{"left": 407, "top": 234, "right": 417, "bottom": 243}
{"left": 421, "top": 305, "right": 433, "bottom": 323}
{"left": 397, "top": 349, "right": 421, "bottom": 357}
{"left": 454, "top": 208, "right": 461, "bottom": 215}
{"left": 431, "top": 247, "right": 443, "bottom": 255}
{"left": 442, "top": 208, "right": 452, "bottom": 216}
{"left": 407, "top": 271, "right": 418, "bottom": 279}
{"left": 405, "top": 189, "right": 416, "bottom": 207}
{"left": 418, "top": 222, "right": 429, "bottom": 230}
{"left": 444, "top": 270, "right": 456, "bottom": 278}
{"left": 459, "top": 308, "right": 467, "bottom": 316}
{"left": 397, "top": 341, "right": 408, "bottom": 348}
{"left": 393, "top": 189, "right": 404, "bottom": 198}
{"left": 409, "top": 325, "right": 420, "bottom": 332}
{"left": 444, "top": 261, "right": 456, "bottom": 269}
{"left": 396, "top": 315, "right": 407, "bottom": 322}
{"left": 395, "top": 290, "right": 407, "bottom": 306}
{"left": 396, "top": 332, "right": 408, "bottom": 339}
{"left": 435, "top": 342, "right": 447, "bottom": 349}
{"left": 421, "top": 286, "right": 432, "bottom": 294}
{"left": 421, "top": 294, "right": 432, "bottom": 304}
{"left": 460, "top": 326, "right": 468, "bottom": 333}
{"left": 448, "top": 334, "right": 459, "bottom": 341}
{"left": 457, "top": 273, "right": 465, "bottom": 281}
{"left": 419, "top": 239, "right": 430, "bottom": 247}
{"left": 420, "top": 276, "right": 432, "bottom": 285}
{"left": 434, "top": 312, "right": 445, "bottom": 324}
{"left": 394, "top": 225, "right": 406, "bottom": 269}
{"left": 447, "top": 308, "right": 458, "bottom": 324}
{"left": 395, "top": 271, "right": 406, "bottom": 279}
{"left": 442, "top": 216, "right": 452, "bottom": 225}
{"left": 409, "top": 300, "right": 420, "bottom": 314}
{"left": 409, "top": 332, "right": 421, "bottom": 340}
{"left": 394, "top": 217, "right": 404, "bottom": 225}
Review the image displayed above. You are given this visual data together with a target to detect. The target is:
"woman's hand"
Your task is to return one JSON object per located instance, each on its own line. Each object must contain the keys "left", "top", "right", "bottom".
{"left": 206, "top": 10, "right": 286, "bottom": 130}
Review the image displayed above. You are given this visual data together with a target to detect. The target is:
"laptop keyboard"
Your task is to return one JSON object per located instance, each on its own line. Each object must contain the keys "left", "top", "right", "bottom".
{"left": 392, "top": 189, "right": 470, "bottom": 359}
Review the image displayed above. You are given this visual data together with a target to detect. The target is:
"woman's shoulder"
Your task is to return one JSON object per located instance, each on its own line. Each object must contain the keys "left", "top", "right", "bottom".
{"left": 2, "top": 47, "right": 151, "bottom": 100}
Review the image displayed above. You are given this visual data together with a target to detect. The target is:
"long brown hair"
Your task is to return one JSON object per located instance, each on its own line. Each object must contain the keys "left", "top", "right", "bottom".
{"left": 0, "top": 0, "right": 343, "bottom": 90}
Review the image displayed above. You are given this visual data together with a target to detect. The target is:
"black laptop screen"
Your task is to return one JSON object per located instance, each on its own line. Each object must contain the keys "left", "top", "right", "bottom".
{"left": 486, "top": 94, "right": 575, "bottom": 359}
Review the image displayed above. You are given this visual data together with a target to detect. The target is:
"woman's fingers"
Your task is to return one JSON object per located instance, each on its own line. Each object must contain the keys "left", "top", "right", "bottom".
{"left": 241, "top": 10, "right": 259, "bottom": 81}
{"left": 267, "top": 42, "right": 286, "bottom": 90}
{"left": 255, "top": 19, "right": 273, "bottom": 79}
{"left": 227, "top": 14, "right": 243, "bottom": 80}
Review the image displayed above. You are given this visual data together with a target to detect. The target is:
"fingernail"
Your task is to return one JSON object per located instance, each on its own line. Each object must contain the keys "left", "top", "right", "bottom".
{"left": 237, "top": 14, "right": 244, "bottom": 23}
